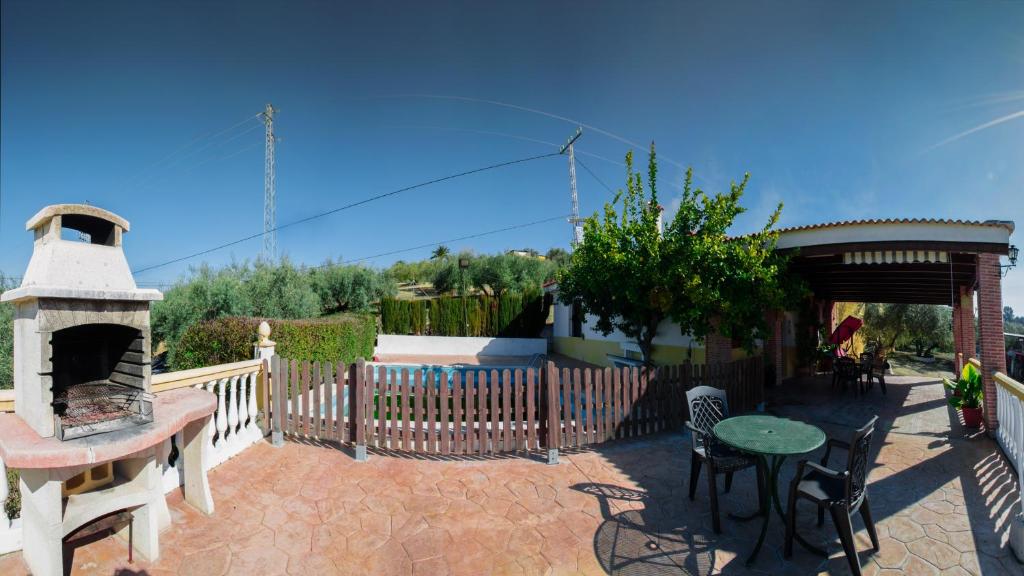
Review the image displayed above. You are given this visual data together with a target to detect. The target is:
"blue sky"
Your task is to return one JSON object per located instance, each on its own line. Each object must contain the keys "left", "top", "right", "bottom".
{"left": 2, "top": 1, "right": 1022, "bottom": 311}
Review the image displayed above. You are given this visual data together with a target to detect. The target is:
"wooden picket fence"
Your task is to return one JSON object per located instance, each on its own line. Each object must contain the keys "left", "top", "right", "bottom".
{"left": 262, "top": 356, "right": 764, "bottom": 457}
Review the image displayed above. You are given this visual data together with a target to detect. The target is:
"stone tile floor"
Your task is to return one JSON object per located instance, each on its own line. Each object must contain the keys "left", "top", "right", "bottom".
{"left": 0, "top": 375, "right": 1020, "bottom": 575}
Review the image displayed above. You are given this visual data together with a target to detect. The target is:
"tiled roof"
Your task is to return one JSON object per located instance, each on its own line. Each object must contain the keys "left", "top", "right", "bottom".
{"left": 775, "top": 218, "right": 1015, "bottom": 234}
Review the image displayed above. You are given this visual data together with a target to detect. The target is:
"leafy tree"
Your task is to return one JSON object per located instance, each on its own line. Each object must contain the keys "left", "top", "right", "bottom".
{"left": 470, "top": 253, "right": 550, "bottom": 296}
{"left": 904, "top": 305, "right": 951, "bottom": 357}
{"left": 310, "top": 260, "right": 397, "bottom": 314}
{"left": 545, "top": 247, "right": 570, "bottom": 267}
{"left": 0, "top": 274, "right": 14, "bottom": 389}
{"left": 431, "top": 245, "right": 451, "bottom": 260}
{"left": 862, "top": 303, "right": 909, "bottom": 353}
{"left": 432, "top": 251, "right": 475, "bottom": 295}
{"left": 1005, "top": 306, "right": 1015, "bottom": 323}
{"left": 558, "top": 144, "right": 797, "bottom": 364}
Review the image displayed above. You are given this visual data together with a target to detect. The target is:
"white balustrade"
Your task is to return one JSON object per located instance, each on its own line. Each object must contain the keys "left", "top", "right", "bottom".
{"left": 993, "top": 371, "right": 1024, "bottom": 560}
{"left": 237, "top": 374, "right": 249, "bottom": 435}
{"left": 227, "top": 375, "right": 240, "bottom": 439}
{"left": 247, "top": 371, "right": 259, "bottom": 434}
{"left": 215, "top": 378, "right": 228, "bottom": 447}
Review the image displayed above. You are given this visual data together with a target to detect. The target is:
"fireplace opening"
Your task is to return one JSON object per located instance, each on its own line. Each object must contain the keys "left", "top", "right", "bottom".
{"left": 50, "top": 324, "right": 154, "bottom": 440}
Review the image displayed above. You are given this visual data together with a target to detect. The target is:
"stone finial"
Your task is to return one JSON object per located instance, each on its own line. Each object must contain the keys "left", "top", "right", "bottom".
{"left": 257, "top": 321, "right": 275, "bottom": 348}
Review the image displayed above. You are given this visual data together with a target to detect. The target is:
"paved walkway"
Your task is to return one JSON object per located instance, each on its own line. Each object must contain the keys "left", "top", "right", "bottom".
{"left": 0, "top": 375, "right": 1020, "bottom": 575}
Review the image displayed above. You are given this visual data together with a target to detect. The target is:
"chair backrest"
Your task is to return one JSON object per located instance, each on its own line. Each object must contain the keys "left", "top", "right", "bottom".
{"left": 685, "top": 385, "right": 729, "bottom": 435}
{"left": 859, "top": 352, "right": 873, "bottom": 365}
{"left": 835, "top": 356, "right": 857, "bottom": 377}
{"left": 845, "top": 416, "right": 879, "bottom": 506}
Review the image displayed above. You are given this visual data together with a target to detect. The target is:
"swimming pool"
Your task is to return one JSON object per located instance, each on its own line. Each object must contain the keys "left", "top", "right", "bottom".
{"left": 291, "top": 363, "right": 534, "bottom": 418}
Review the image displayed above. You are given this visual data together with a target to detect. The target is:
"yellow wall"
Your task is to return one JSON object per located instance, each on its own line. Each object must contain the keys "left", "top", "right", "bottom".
{"left": 833, "top": 302, "right": 867, "bottom": 357}
{"left": 553, "top": 336, "right": 707, "bottom": 367}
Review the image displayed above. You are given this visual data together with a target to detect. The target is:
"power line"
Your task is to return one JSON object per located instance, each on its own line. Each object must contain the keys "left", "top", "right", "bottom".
{"left": 575, "top": 157, "right": 616, "bottom": 195}
{"left": 121, "top": 213, "right": 570, "bottom": 286}
{"left": 118, "top": 113, "right": 262, "bottom": 190}
{"left": 132, "top": 151, "right": 560, "bottom": 275}
{"left": 334, "top": 214, "right": 570, "bottom": 265}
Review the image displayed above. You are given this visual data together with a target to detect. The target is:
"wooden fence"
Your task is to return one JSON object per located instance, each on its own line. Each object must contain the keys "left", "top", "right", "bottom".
{"left": 264, "top": 356, "right": 764, "bottom": 459}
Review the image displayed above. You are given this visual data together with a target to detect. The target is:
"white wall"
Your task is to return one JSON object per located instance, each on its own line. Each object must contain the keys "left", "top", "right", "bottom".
{"left": 376, "top": 335, "right": 547, "bottom": 357}
{"left": 552, "top": 300, "right": 696, "bottom": 347}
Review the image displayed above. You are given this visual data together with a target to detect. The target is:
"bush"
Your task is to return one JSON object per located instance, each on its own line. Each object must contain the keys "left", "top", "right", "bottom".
{"left": 381, "top": 292, "right": 550, "bottom": 338}
{"left": 0, "top": 274, "right": 15, "bottom": 389}
{"left": 173, "top": 314, "right": 375, "bottom": 370}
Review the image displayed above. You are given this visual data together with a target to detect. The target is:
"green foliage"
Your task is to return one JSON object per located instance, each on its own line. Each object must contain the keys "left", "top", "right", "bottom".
{"left": 431, "top": 245, "right": 451, "bottom": 260}
{"left": 388, "top": 259, "right": 438, "bottom": 284}
{"left": 558, "top": 143, "right": 800, "bottom": 364}
{"left": 381, "top": 293, "right": 550, "bottom": 337}
{"left": 380, "top": 299, "right": 429, "bottom": 335}
{"left": 470, "top": 253, "right": 554, "bottom": 296}
{"left": 0, "top": 274, "right": 17, "bottom": 390}
{"left": 545, "top": 247, "right": 570, "bottom": 267}
{"left": 152, "top": 259, "right": 395, "bottom": 367}
{"left": 944, "top": 362, "right": 983, "bottom": 409}
{"left": 309, "top": 260, "right": 397, "bottom": 314}
{"left": 863, "top": 304, "right": 952, "bottom": 356}
{"left": 431, "top": 251, "right": 475, "bottom": 295}
{"left": 173, "top": 314, "right": 375, "bottom": 370}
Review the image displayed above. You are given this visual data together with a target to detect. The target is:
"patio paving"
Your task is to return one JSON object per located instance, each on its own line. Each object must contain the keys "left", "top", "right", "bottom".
{"left": 0, "top": 375, "right": 1020, "bottom": 575}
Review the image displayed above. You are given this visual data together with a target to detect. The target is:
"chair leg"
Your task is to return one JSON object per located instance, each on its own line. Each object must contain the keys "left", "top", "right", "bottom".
{"left": 689, "top": 452, "right": 702, "bottom": 501}
{"left": 879, "top": 376, "right": 887, "bottom": 396}
{"left": 755, "top": 460, "right": 767, "bottom": 516}
{"left": 708, "top": 466, "right": 721, "bottom": 534}
{"left": 724, "top": 471, "right": 734, "bottom": 493}
{"left": 830, "top": 505, "right": 861, "bottom": 576}
{"left": 784, "top": 480, "right": 799, "bottom": 558}
{"left": 860, "top": 496, "right": 880, "bottom": 551}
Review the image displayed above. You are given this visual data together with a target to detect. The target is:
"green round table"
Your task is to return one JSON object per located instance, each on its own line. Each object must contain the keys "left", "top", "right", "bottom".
{"left": 713, "top": 414, "right": 826, "bottom": 565}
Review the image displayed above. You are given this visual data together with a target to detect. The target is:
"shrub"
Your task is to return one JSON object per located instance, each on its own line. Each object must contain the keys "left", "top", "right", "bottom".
{"left": 0, "top": 274, "right": 15, "bottom": 389}
{"left": 173, "top": 314, "right": 375, "bottom": 370}
{"left": 381, "top": 292, "right": 551, "bottom": 338}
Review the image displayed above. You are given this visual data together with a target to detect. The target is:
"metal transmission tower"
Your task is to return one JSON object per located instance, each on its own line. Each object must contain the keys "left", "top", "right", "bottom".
{"left": 560, "top": 127, "right": 583, "bottom": 247}
{"left": 261, "top": 103, "right": 278, "bottom": 261}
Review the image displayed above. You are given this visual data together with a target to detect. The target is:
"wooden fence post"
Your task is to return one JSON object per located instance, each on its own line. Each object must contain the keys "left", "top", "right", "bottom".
{"left": 545, "top": 361, "right": 560, "bottom": 465}
{"left": 270, "top": 355, "right": 284, "bottom": 447}
{"left": 353, "top": 358, "right": 368, "bottom": 461}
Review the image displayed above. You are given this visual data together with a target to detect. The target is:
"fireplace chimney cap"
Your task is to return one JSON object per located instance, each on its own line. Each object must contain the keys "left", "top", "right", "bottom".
{"left": 26, "top": 204, "right": 130, "bottom": 233}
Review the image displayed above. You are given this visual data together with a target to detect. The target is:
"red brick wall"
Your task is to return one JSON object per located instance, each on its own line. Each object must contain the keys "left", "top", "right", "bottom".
{"left": 975, "top": 253, "right": 1005, "bottom": 431}
{"left": 952, "top": 299, "right": 962, "bottom": 371}
{"left": 960, "top": 286, "right": 976, "bottom": 362}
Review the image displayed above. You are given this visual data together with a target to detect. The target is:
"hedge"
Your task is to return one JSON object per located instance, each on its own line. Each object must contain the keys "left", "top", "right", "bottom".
{"left": 173, "top": 313, "right": 375, "bottom": 371}
{"left": 381, "top": 293, "right": 551, "bottom": 338}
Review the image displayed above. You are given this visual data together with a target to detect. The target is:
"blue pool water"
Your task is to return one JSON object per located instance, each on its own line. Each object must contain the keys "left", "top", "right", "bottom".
{"left": 291, "top": 363, "right": 532, "bottom": 418}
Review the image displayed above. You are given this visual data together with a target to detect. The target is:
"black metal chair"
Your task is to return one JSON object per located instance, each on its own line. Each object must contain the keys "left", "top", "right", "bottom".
{"left": 785, "top": 416, "right": 880, "bottom": 576}
{"left": 859, "top": 352, "right": 887, "bottom": 395}
{"left": 685, "top": 385, "right": 765, "bottom": 533}
{"left": 833, "top": 356, "right": 861, "bottom": 394}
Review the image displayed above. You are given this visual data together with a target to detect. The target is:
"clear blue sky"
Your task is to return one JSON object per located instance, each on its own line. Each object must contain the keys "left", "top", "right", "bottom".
{"left": 2, "top": 1, "right": 1022, "bottom": 311}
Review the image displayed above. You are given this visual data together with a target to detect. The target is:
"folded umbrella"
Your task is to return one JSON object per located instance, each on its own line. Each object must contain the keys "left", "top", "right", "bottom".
{"left": 830, "top": 316, "right": 864, "bottom": 352}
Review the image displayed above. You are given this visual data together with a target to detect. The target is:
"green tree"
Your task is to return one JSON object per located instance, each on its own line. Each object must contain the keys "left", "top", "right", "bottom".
{"left": 862, "top": 303, "right": 909, "bottom": 353}
{"left": 432, "top": 251, "right": 475, "bottom": 295}
{"left": 558, "top": 144, "right": 796, "bottom": 364}
{"left": 545, "top": 247, "right": 570, "bottom": 267}
{"left": 1005, "top": 306, "right": 1015, "bottom": 323}
{"left": 310, "top": 260, "right": 397, "bottom": 314}
{"left": 0, "top": 274, "right": 15, "bottom": 389}
{"left": 431, "top": 245, "right": 451, "bottom": 260}
{"left": 902, "top": 304, "right": 951, "bottom": 356}
{"left": 470, "top": 253, "right": 549, "bottom": 296}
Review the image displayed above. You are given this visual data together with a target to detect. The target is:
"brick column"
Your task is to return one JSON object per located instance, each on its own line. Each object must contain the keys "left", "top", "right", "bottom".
{"left": 705, "top": 319, "right": 733, "bottom": 366}
{"left": 952, "top": 298, "right": 962, "bottom": 368}
{"left": 770, "top": 311, "right": 783, "bottom": 386}
{"left": 960, "top": 286, "right": 976, "bottom": 361}
{"left": 976, "top": 253, "right": 1006, "bottom": 432}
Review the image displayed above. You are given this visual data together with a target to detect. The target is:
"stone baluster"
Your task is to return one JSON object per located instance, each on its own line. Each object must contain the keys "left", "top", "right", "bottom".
{"left": 204, "top": 381, "right": 217, "bottom": 446}
{"left": 227, "top": 375, "right": 240, "bottom": 440}
{"left": 0, "top": 456, "right": 9, "bottom": 528}
{"left": 215, "top": 378, "right": 228, "bottom": 447}
{"left": 247, "top": 369, "right": 259, "bottom": 434}
{"left": 237, "top": 374, "right": 249, "bottom": 434}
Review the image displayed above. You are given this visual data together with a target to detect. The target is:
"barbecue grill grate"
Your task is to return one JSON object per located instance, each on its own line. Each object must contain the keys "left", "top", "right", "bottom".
{"left": 53, "top": 381, "right": 155, "bottom": 428}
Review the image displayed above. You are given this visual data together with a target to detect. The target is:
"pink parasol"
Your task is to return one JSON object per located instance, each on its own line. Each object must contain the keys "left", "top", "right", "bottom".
{"left": 829, "top": 316, "right": 864, "bottom": 356}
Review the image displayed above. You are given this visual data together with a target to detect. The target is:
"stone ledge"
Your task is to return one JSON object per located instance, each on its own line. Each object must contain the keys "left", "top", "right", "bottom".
{"left": 0, "top": 388, "right": 215, "bottom": 469}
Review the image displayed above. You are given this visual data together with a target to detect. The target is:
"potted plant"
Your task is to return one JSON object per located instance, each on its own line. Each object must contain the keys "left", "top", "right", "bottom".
{"left": 944, "top": 363, "right": 983, "bottom": 428}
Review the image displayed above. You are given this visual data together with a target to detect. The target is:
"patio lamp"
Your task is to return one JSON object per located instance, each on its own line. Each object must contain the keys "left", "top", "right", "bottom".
{"left": 1002, "top": 245, "right": 1019, "bottom": 276}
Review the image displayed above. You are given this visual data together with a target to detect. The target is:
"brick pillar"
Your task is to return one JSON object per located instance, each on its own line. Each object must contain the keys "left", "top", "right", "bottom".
{"left": 769, "top": 311, "right": 783, "bottom": 386}
{"left": 705, "top": 319, "right": 733, "bottom": 366}
{"left": 960, "top": 286, "right": 976, "bottom": 361}
{"left": 976, "top": 253, "right": 1006, "bottom": 432}
{"left": 952, "top": 298, "right": 962, "bottom": 373}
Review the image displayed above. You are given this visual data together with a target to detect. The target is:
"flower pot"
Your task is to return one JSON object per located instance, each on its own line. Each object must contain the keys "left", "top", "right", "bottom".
{"left": 962, "top": 406, "right": 983, "bottom": 428}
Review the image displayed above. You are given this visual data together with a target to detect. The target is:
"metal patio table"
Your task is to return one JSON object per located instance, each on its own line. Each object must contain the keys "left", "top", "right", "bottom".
{"left": 713, "top": 414, "right": 826, "bottom": 565}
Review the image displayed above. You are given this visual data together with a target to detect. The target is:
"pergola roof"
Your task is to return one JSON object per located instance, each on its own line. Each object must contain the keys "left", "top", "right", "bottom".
{"left": 779, "top": 218, "right": 1015, "bottom": 305}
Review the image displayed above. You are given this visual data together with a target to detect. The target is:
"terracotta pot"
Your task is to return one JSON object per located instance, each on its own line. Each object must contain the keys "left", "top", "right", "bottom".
{"left": 962, "top": 406, "right": 983, "bottom": 428}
